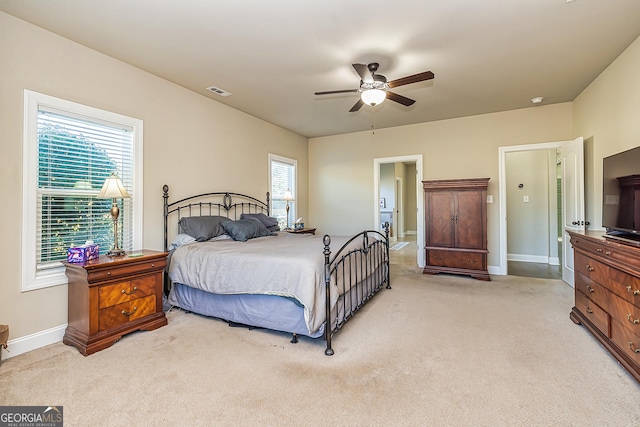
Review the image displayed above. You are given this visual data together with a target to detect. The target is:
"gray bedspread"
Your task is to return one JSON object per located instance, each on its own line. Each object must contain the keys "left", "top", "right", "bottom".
{"left": 168, "top": 232, "right": 352, "bottom": 335}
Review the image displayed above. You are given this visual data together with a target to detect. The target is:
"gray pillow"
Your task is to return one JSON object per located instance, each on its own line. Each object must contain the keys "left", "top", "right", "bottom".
{"left": 221, "top": 218, "right": 274, "bottom": 242}
{"left": 240, "top": 212, "right": 279, "bottom": 228}
{"left": 179, "top": 216, "right": 229, "bottom": 241}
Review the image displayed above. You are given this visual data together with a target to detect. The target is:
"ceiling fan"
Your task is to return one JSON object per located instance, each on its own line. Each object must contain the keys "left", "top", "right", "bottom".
{"left": 314, "top": 63, "right": 434, "bottom": 112}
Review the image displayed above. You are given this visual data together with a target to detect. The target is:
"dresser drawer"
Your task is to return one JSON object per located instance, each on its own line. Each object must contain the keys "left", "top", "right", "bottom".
{"left": 99, "top": 276, "right": 156, "bottom": 309}
{"left": 575, "top": 271, "right": 609, "bottom": 311}
{"left": 575, "top": 289, "right": 609, "bottom": 335}
{"left": 87, "top": 258, "right": 166, "bottom": 282}
{"left": 428, "top": 249, "right": 486, "bottom": 271}
{"left": 608, "top": 268, "right": 640, "bottom": 308}
{"left": 571, "top": 236, "right": 607, "bottom": 257}
{"left": 607, "top": 290, "right": 640, "bottom": 335}
{"left": 98, "top": 295, "right": 156, "bottom": 331}
{"left": 611, "top": 318, "right": 640, "bottom": 366}
{"left": 574, "top": 251, "right": 609, "bottom": 285}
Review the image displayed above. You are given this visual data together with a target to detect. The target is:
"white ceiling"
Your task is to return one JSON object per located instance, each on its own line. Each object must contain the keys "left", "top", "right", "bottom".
{"left": 2, "top": 0, "right": 640, "bottom": 138}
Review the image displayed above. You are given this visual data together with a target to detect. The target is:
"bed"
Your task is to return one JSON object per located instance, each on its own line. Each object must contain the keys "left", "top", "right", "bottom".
{"left": 162, "top": 185, "right": 390, "bottom": 355}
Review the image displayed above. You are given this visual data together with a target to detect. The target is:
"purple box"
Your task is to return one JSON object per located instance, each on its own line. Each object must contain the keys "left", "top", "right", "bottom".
{"left": 67, "top": 244, "right": 100, "bottom": 263}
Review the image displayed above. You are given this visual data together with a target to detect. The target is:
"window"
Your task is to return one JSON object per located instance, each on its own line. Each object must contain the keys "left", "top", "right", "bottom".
{"left": 269, "top": 154, "right": 297, "bottom": 229}
{"left": 22, "top": 90, "right": 143, "bottom": 291}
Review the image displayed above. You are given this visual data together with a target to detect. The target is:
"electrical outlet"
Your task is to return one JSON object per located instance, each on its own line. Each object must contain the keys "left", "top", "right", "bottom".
{"left": 523, "top": 195, "right": 529, "bottom": 203}
{"left": 486, "top": 195, "right": 493, "bottom": 203}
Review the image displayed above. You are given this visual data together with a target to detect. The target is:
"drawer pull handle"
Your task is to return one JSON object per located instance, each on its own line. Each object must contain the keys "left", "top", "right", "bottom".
{"left": 121, "top": 307, "right": 137, "bottom": 316}
{"left": 586, "top": 264, "right": 594, "bottom": 272}
{"left": 596, "top": 248, "right": 602, "bottom": 252}
{"left": 605, "top": 251, "right": 612, "bottom": 256}
{"left": 629, "top": 342, "right": 640, "bottom": 354}
{"left": 585, "top": 306, "right": 593, "bottom": 314}
{"left": 151, "top": 263, "right": 155, "bottom": 267}
{"left": 121, "top": 286, "right": 138, "bottom": 295}
{"left": 627, "top": 314, "right": 640, "bottom": 325}
{"left": 586, "top": 285, "right": 595, "bottom": 293}
{"left": 627, "top": 286, "right": 640, "bottom": 296}
{"left": 106, "top": 272, "right": 111, "bottom": 276}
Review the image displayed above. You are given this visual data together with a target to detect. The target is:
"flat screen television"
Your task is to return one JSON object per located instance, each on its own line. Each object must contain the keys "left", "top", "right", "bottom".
{"left": 602, "top": 146, "right": 640, "bottom": 242}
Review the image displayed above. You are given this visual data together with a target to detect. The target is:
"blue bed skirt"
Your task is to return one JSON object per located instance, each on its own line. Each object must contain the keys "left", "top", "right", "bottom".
{"left": 167, "top": 282, "right": 325, "bottom": 339}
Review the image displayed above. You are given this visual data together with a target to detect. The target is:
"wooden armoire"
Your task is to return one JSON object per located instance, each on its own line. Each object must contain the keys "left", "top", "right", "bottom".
{"left": 423, "top": 178, "right": 490, "bottom": 281}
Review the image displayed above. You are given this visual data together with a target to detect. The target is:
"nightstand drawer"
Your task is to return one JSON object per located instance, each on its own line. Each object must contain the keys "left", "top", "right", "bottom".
{"left": 87, "top": 258, "right": 166, "bottom": 282}
{"left": 98, "top": 295, "right": 156, "bottom": 331}
{"left": 99, "top": 276, "right": 156, "bottom": 309}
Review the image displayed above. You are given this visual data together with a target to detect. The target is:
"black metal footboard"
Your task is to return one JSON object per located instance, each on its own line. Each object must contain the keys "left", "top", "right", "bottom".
{"left": 322, "top": 222, "right": 390, "bottom": 356}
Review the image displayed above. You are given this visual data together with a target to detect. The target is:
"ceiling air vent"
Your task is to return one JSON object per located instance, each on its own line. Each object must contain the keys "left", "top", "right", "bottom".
{"left": 206, "top": 86, "right": 232, "bottom": 97}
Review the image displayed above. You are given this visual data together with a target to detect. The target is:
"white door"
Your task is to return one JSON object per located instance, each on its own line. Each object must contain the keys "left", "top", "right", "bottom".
{"left": 561, "top": 137, "right": 585, "bottom": 286}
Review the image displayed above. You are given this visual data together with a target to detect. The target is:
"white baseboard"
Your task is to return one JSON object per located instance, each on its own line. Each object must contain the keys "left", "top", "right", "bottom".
{"left": 507, "top": 253, "right": 550, "bottom": 264}
{"left": 548, "top": 257, "right": 560, "bottom": 266}
{"left": 488, "top": 265, "right": 501, "bottom": 275}
{"left": 405, "top": 230, "right": 416, "bottom": 235}
{"left": 2, "top": 324, "right": 66, "bottom": 360}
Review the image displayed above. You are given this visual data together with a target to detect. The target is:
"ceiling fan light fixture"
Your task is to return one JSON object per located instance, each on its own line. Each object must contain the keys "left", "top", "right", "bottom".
{"left": 361, "top": 89, "right": 386, "bottom": 107}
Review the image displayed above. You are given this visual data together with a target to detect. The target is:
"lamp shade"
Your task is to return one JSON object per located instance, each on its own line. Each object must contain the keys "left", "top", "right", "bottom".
{"left": 97, "top": 173, "right": 131, "bottom": 199}
{"left": 361, "top": 89, "right": 386, "bottom": 107}
{"left": 283, "top": 189, "right": 294, "bottom": 202}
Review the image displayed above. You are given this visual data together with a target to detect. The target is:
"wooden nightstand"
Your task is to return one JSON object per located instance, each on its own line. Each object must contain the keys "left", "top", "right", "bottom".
{"left": 63, "top": 250, "right": 168, "bottom": 356}
{"left": 287, "top": 228, "right": 316, "bottom": 235}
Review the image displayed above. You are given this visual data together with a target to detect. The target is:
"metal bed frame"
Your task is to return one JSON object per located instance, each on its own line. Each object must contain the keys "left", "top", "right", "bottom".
{"left": 162, "top": 185, "right": 390, "bottom": 355}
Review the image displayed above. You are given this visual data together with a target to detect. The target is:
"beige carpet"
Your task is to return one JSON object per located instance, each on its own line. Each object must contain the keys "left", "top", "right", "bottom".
{"left": 2, "top": 248, "right": 640, "bottom": 426}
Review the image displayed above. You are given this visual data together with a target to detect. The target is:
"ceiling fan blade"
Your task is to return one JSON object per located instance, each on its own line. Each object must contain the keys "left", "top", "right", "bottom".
{"left": 387, "top": 71, "right": 434, "bottom": 88}
{"left": 352, "top": 63, "right": 374, "bottom": 84}
{"left": 349, "top": 98, "right": 364, "bottom": 112}
{"left": 315, "top": 89, "right": 360, "bottom": 95}
{"left": 386, "top": 91, "right": 416, "bottom": 107}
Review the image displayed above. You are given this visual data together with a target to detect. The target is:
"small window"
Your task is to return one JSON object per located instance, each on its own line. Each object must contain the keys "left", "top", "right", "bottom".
{"left": 22, "top": 90, "right": 143, "bottom": 291}
{"left": 269, "top": 154, "right": 297, "bottom": 229}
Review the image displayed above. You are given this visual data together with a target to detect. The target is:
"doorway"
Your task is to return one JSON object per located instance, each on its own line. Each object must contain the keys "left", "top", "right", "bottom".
{"left": 505, "top": 149, "right": 561, "bottom": 280}
{"left": 374, "top": 155, "right": 423, "bottom": 268}
{"left": 498, "top": 138, "right": 584, "bottom": 284}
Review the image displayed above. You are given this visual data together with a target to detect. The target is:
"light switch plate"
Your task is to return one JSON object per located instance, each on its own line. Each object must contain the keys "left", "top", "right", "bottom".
{"left": 523, "top": 195, "right": 529, "bottom": 203}
{"left": 486, "top": 195, "right": 493, "bottom": 203}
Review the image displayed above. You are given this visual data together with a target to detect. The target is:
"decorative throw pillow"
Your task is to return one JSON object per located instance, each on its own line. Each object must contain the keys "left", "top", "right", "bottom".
{"left": 179, "top": 216, "right": 229, "bottom": 241}
{"left": 240, "top": 212, "right": 279, "bottom": 229}
{"left": 221, "top": 218, "right": 274, "bottom": 242}
{"left": 169, "top": 233, "right": 197, "bottom": 250}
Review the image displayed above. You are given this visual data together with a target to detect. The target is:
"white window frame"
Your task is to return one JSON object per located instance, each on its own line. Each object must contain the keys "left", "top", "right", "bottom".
{"left": 22, "top": 90, "right": 143, "bottom": 291}
{"left": 268, "top": 153, "right": 297, "bottom": 227}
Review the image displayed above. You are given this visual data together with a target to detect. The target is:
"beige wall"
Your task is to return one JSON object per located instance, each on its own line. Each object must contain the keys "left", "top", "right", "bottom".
{"left": 309, "top": 104, "right": 574, "bottom": 267}
{"left": 0, "top": 13, "right": 307, "bottom": 341}
{"left": 573, "top": 35, "right": 640, "bottom": 231}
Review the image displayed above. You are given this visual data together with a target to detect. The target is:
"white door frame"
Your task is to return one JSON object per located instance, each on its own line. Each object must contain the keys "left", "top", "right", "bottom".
{"left": 374, "top": 155, "right": 424, "bottom": 267}
{"left": 396, "top": 177, "right": 404, "bottom": 237}
{"left": 498, "top": 141, "right": 567, "bottom": 276}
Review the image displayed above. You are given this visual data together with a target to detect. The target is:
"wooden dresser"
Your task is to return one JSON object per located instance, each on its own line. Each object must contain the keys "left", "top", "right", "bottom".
{"left": 423, "top": 178, "right": 490, "bottom": 280}
{"left": 63, "top": 250, "right": 168, "bottom": 355}
{"left": 568, "top": 231, "right": 640, "bottom": 381}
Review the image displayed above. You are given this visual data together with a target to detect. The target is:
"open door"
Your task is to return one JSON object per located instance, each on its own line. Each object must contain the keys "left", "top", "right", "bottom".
{"left": 561, "top": 136, "right": 585, "bottom": 286}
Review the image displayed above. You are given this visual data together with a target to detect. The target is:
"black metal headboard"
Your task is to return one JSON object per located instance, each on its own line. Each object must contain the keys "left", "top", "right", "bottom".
{"left": 162, "top": 185, "right": 270, "bottom": 252}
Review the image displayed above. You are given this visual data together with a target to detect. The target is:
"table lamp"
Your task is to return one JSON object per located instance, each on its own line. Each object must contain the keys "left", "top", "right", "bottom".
{"left": 97, "top": 173, "right": 131, "bottom": 256}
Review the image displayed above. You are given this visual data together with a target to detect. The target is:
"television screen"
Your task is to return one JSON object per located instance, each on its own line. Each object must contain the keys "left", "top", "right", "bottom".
{"left": 602, "top": 146, "right": 640, "bottom": 239}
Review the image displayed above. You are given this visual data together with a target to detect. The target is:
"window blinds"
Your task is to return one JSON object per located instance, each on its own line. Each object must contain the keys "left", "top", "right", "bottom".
{"left": 271, "top": 158, "right": 296, "bottom": 226}
{"left": 36, "top": 108, "right": 134, "bottom": 268}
